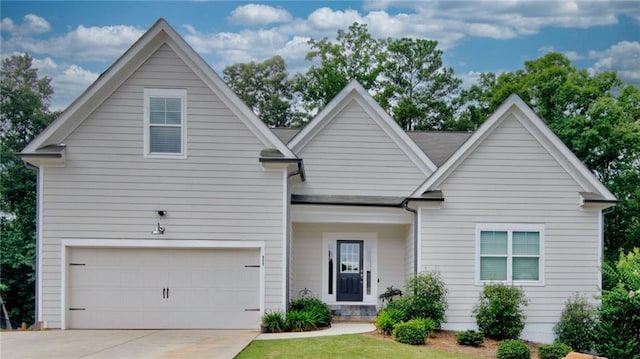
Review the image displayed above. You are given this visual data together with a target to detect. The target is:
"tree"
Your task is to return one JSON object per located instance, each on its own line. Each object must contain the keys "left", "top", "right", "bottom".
{"left": 223, "top": 55, "right": 304, "bottom": 127}
{"left": 378, "top": 38, "right": 461, "bottom": 130}
{"left": 1, "top": 54, "right": 55, "bottom": 325}
{"left": 458, "top": 52, "right": 640, "bottom": 261}
{"left": 296, "top": 22, "right": 385, "bottom": 114}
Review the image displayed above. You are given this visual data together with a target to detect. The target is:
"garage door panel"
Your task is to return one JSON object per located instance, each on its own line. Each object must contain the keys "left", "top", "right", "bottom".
{"left": 68, "top": 247, "right": 260, "bottom": 329}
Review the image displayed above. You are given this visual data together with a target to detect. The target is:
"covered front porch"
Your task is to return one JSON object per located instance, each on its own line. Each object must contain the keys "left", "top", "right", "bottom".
{"left": 290, "top": 204, "right": 414, "bottom": 313}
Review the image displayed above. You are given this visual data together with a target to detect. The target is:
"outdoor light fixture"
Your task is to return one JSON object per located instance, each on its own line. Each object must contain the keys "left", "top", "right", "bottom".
{"left": 152, "top": 222, "right": 165, "bottom": 235}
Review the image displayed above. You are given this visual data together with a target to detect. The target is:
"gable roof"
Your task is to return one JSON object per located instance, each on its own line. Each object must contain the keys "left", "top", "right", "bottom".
{"left": 287, "top": 80, "right": 437, "bottom": 174}
{"left": 21, "top": 18, "right": 295, "bottom": 159}
{"left": 411, "top": 94, "right": 617, "bottom": 202}
{"left": 272, "top": 128, "right": 470, "bottom": 167}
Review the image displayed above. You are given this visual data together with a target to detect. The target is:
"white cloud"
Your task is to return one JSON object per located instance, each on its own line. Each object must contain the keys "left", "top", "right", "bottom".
{"left": 32, "top": 57, "right": 99, "bottom": 111}
{"left": 227, "top": 4, "right": 292, "bottom": 26}
{"left": 589, "top": 41, "right": 640, "bottom": 85}
{"left": 4, "top": 24, "right": 144, "bottom": 62}
{"left": 1, "top": 14, "right": 51, "bottom": 35}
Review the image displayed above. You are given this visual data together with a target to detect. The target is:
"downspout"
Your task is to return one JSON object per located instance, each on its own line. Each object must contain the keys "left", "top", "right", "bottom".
{"left": 403, "top": 201, "right": 418, "bottom": 275}
{"left": 285, "top": 166, "right": 304, "bottom": 310}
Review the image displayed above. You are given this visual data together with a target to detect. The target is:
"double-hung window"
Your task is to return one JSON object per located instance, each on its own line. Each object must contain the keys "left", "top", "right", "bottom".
{"left": 144, "top": 89, "right": 186, "bottom": 157}
{"left": 477, "top": 224, "right": 543, "bottom": 285}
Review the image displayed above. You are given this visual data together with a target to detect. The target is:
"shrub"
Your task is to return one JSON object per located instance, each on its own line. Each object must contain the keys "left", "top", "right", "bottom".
{"left": 473, "top": 283, "right": 527, "bottom": 340}
{"left": 594, "top": 284, "right": 640, "bottom": 359}
{"left": 289, "top": 297, "right": 332, "bottom": 327}
{"left": 375, "top": 307, "right": 406, "bottom": 335}
{"left": 285, "top": 310, "right": 315, "bottom": 332}
{"left": 553, "top": 294, "right": 596, "bottom": 352}
{"left": 403, "top": 271, "right": 448, "bottom": 328}
{"left": 496, "top": 339, "right": 530, "bottom": 359}
{"left": 261, "top": 311, "right": 285, "bottom": 333}
{"left": 456, "top": 330, "right": 484, "bottom": 347}
{"left": 538, "top": 342, "right": 572, "bottom": 359}
{"left": 392, "top": 319, "right": 428, "bottom": 345}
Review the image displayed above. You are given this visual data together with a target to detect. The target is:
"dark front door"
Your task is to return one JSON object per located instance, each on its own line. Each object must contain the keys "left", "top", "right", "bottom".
{"left": 337, "top": 240, "right": 363, "bottom": 301}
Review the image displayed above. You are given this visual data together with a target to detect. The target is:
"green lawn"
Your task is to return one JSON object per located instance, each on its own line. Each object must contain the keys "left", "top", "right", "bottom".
{"left": 236, "top": 334, "right": 482, "bottom": 359}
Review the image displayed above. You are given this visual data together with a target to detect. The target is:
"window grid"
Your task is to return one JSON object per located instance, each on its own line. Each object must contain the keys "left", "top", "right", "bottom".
{"left": 478, "top": 226, "right": 542, "bottom": 284}
{"left": 144, "top": 89, "right": 186, "bottom": 158}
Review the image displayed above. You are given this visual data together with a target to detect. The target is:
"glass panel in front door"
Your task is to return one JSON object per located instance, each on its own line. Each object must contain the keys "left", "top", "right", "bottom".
{"left": 340, "top": 243, "right": 360, "bottom": 273}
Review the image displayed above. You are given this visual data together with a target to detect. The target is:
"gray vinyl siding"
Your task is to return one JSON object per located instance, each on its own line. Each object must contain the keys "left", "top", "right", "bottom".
{"left": 39, "top": 44, "right": 286, "bottom": 327}
{"left": 292, "top": 99, "right": 427, "bottom": 196}
{"left": 420, "top": 113, "right": 601, "bottom": 334}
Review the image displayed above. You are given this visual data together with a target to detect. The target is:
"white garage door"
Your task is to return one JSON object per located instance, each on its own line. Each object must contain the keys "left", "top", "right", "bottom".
{"left": 68, "top": 247, "right": 261, "bottom": 329}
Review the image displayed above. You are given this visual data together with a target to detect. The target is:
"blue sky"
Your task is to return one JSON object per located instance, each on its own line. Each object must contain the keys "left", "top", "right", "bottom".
{"left": 1, "top": 1, "right": 639, "bottom": 110}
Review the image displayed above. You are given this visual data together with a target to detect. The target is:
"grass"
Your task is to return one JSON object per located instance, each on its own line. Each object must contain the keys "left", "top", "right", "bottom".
{"left": 235, "top": 334, "right": 482, "bottom": 359}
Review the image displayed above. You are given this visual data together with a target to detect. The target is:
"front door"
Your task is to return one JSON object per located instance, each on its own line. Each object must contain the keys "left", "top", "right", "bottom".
{"left": 337, "top": 240, "right": 363, "bottom": 301}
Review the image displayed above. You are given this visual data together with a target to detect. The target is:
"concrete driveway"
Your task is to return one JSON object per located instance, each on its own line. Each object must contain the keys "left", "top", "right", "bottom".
{"left": 0, "top": 329, "right": 258, "bottom": 359}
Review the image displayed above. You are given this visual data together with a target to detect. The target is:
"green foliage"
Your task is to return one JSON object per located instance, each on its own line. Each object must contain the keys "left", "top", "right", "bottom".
{"left": 261, "top": 311, "right": 285, "bottom": 333}
{"left": 402, "top": 271, "right": 448, "bottom": 328}
{"left": 375, "top": 307, "right": 406, "bottom": 335}
{"left": 456, "top": 330, "right": 484, "bottom": 347}
{"left": 594, "top": 252, "right": 640, "bottom": 359}
{"left": 223, "top": 55, "right": 306, "bottom": 127}
{"left": 285, "top": 310, "right": 315, "bottom": 332}
{"left": 1, "top": 53, "right": 55, "bottom": 326}
{"left": 552, "top": 294, "right": 596, "bottom": 352}
{"left": 496, "top": 340, "right": 530, "bottom": 359}
{"left": 297, "top": 22, "right": 384, "bottom": 114}
{"left": 392, "top": 319, "right": 428, "bottom": 345}
{"left": 603, "top": 247, "right": 640, "bottom": 291}
{"left": 538, "top": 342, "right": 572, "bottom": 359}
{"left": 473, "top": 283, "right": 527, "bottom": 340}
{"left": 378, "top": 37, "right": 461, "bottom": 130}
{"left": 289, "top": 297, "right": 332, "bottom": 327}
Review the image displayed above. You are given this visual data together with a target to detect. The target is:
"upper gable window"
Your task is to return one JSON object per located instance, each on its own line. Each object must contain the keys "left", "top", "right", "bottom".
{"left": 476, "top": 224, "right": 544, "bottom": 285}
{"left": 144, "top": 89, "right": 186, "bottom": 158}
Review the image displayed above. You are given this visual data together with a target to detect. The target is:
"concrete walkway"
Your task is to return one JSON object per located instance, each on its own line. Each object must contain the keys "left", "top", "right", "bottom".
{"left": 0, "top": 329, "right": 257, "bottom": 359}
{"left": 256, "top": 322, "right": 375, "bottom": 340}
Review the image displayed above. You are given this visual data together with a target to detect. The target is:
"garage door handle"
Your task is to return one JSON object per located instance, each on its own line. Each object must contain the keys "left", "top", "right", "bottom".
{"left": 163, "top": 288, "right": 166, "bottom": 299}
{"left": 166, "top": 288, "right": 169, "bottom": 298}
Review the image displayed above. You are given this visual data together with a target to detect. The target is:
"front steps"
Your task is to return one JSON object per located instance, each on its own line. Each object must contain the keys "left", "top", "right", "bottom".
{"left": 330, "top": 305, "right": 377, "bottom": 322}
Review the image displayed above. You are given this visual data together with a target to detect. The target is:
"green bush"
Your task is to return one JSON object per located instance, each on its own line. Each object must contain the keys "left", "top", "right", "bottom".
{"left": 473, "top": 283, "right": 527, "bottom": 340}
{"left": 456, "top": 330, "right": 484, "bottom": 347}
{"left": 594, "top": 284, "right": 640, "bottom": 359}
{"left": 538, "top": 342, "right": 572, "bottom": 359}
{"left": 553, "top": 294, "right": 596, "bottom": 352}
{"left": 285, "top": 310, "right": 315, "bottom": 332}
{"left": 261, "top": 311, "right": 285, "bottom": 333}
{"left": 403, "top": 271, "right": 448, "bottom": 328}
{"left": 375, "top": 307, "right": 406, "bottom": 335}
{"left": 496, "top": 340, "right": 530, "bottom": 359}
{"left": 392, "top": 319, "right": 428, "bottom": 345}
{"left": 289, "top": 297, "right": 332, "bottom": 327}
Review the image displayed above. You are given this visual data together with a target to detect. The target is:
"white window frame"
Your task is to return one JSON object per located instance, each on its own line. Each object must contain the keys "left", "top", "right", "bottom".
{"left": 475, "top": 223, "right": 544, "bottom": 286}
{"left": 144, "top": 88, "right": 187, "bottom": 158}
